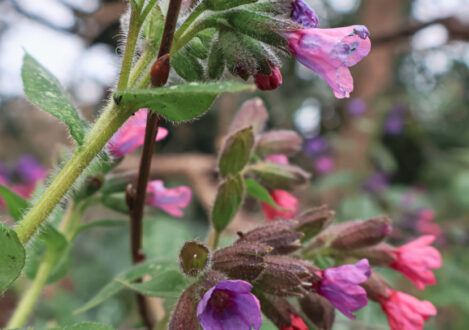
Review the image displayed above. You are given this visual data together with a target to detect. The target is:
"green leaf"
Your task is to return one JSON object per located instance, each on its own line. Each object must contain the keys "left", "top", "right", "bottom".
{"left": 101, "top": 193, "right": 129, "bottom": 214}
{"left": 113, "top": 82, "right": 255, "bottom": 122}
{"left": 75, "top": 259, "right": 181, "bottom": 314}
{"left": 219, "top": 127, "right": 254, "bottom": 177}
{"left": 0, "top": 223, "right": 26, "bottom": 292}
{"left": 142, "top": 4, "right": 164, "bottom": 49}
{"left": 22, "top": 53, "right": 88, "bottom": 144}
{"left": 61, "top": 322, "right": 114, "bottom": 330}
{"left": 0, "top": 184, "right": 28, "bottom": 221}
{"left": 245, "top": 178, "right": 279, "bottom": 208}
{"left": 212, "top": 175, "right": 245, "bottom": 232}
{"left": 117, "top": 269, "right": 189, "bottom": 298}
{"left": 172, "top": 47, "right": 204, "bottom": 82}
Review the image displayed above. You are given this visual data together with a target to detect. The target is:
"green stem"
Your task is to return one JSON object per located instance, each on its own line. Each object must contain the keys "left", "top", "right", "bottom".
{"left": 173, "top": 3, "right": 206, "bottom": 43}
{"left": 6, "top": 252, "right": 56, "bottom": 328}
{"left": 171, "top": 20, "right": 211, "bottom": 55}
{"left": 116, "top": 8, "right": 142, "bottom": 91}
{"left": 15, "top": 104, "right": 133, "bottom": 245}
{"left": 128, "top": 48, "right": 155, "bottom": 88}
{"left": 212, "top": 230, "right": 221, "bottom": 250}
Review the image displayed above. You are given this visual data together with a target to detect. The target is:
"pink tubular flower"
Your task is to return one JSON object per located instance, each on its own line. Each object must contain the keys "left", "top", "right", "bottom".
{"left": 316, "top": 259, "right": 370, "bottom": 319}
{"left": 380, "top": 289, "right": 436, "bottom": 330}
{"left": 262, "top": 189, "right": 298, "bottom": 221}
{"left": 265, "top": 154, "right": 289, "bottom": 165}
{"left": 254, "top": 64, "right": 283, "bottom": 91}
{"left": 389, "top": 235, "right": 442, "bottom": 290}
{"left": 108, "top": 109, "right": 168, "bottom": 158}
{"left": 197, "top": 280, "right": 262, "bottom": 330}
{"left": 285, "top": 26, "right": 371, "bottom": 98}
{"left": 146, "top": 180, "right": 192, "bottom": 217}
{"left": 281, "top": 314, "right": 308, "bottom": 330}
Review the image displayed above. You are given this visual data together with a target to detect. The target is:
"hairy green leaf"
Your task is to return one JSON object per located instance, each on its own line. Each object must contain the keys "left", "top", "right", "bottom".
{"left": 0, "top": 223, "right": 25, "bottom": 292}
{"left": 245, "top": 178, "right": 279, "bottom": 207}
{"left": 22, "top": 53, "right": 88, "bottom": 144}
{"left": 113, "top": 82, "right": 254, "bottom": 122}
{"left": 219, "top": 126, "right": 254, "bottom": 178}
{"left": 212, "top": 175, "right": 245, "bottom": 232}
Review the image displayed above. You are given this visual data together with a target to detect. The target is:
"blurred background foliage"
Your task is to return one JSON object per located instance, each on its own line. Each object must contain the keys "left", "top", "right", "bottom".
{"left": 1, "top": 0, "right": 469, "bottom": 329}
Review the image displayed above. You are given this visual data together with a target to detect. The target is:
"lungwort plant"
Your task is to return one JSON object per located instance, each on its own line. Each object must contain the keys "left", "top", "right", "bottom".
{"left": 0, "top": 0, "right": 441, "bottom": 329}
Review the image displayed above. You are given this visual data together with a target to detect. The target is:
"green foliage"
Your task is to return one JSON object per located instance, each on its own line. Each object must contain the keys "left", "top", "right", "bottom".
{"left": 0, "top": 184, "right": 28, "bottom": 221}
{"left": 75, "top": 259, "right": 184, "bottom": 314}
{"left": 208, "top": 37, "right": 225, "bottom": 80}
{"left": 219, "top": 126, "right": 254, "bottom": 177}
{"left": 22, "top": 53, "right": 89, "bottom": 145}
{"left": 212, "top": 175, "right": 245, "bottom": 232}
{"left": 172, "top": 47, "right": 205, "bottom": 82}
{"left": 203, "top": 0, "right": 258, "bottom": 11}
{"left": 245, "top": 178, "right": 279, "bottom": 207}
{"left": 142, "top": 4, "right": 164, "bottom": 49}
{"left": 113, "top": 82, "right": 254, "bottom": 122}
{"left": 0, "top": 222, "right": 25, "bottom": 292}
{"left": 59, "top": 322, "right": 114, "bottom": 330}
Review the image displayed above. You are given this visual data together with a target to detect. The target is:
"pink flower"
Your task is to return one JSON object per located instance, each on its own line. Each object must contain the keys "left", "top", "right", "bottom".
{"left": 316, "top": 259, "right": 370, "bottom": 319}
{"left": 146, "top": 180, "right": 192, "bottom": 217}
{"left": 280, "top": 314, "right": 308, "bottom": 330}
{"left": 108, "top": 109, "right": 168, "bottom": 158}
{"left": 285, "top": 26, "right": 371, "bottom": 98}
{"left": 389, "top": 235, "right": 442, "bottom": 290}
{"left": 254, "top": 64, "right": 283, "bottom": 91}
{"left": 314, "top": 155, "right": 334, "bottom": 175}
{"left": 265, "top": 154, "right": 289, "bottom": 165}
{"left": 380, "top": 289, "right": 436, "bottom": 330}
{"left": 262, "top": 189, "right": 298, "bottom": 221}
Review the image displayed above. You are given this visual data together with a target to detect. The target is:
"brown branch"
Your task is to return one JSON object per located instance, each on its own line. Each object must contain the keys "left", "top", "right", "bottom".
{"left": 373, "top": 17, "right": 469, "bottom": 45}
{"left": 125, "top": 1, "right": 183, "bottom": 329}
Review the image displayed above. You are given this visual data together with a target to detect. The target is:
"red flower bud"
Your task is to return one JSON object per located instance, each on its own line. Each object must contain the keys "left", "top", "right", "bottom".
{"left": 254, "top": 65, "right": 283, "bottom": 91}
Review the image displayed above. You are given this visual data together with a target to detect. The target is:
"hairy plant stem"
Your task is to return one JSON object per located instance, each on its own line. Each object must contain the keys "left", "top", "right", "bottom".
{"left": 125, "top": 0, "right": 183, "bottom": 328}
{"left": 171, "top": 19, "right": 211, "bottom": 55}
{"left": 173, "top": 3, "right": 206, "bottom": 43}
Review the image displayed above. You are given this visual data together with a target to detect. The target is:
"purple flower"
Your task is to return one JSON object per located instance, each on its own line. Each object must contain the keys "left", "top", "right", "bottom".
{"left": 291, "top": 0, "right": 319, "bottom": 28}
{"left": 146, "top": 180, "right": 192, "bottom": 217}
{"left": 384, "top": 105, "right": 407, "bottom": 136}
{"left": 285, "top": 26, "right": 371, "bottom": 98}
{"left": 15, "top": 155, "right": 47, "bottom": 184}
{"left": 314, "top": 155, "right": 334, "bottom": 175}
{"left": 347, "top": 98, "right": 367, "bottom": 116}
{"left": 317, "top": 259, "right": 371, "bottom": 319}
{"left": 0, "top": 162, "right": 10, "bottom": 184}
{"left": 197, "top": 280, "right": 262, "bottom": 330}
{"left": 362, "top": 172, "right": 389, "bottom": 193}
{"left": 108, "top": 109, "right": 168, "bottom": 158}
{"left": 304, "top": 136, "right": 328, "bottom": 157}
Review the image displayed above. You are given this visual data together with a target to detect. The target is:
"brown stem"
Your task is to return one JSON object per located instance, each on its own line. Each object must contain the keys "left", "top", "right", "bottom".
{"left": 125, "top": 0, "right": 183, "bottom": 328}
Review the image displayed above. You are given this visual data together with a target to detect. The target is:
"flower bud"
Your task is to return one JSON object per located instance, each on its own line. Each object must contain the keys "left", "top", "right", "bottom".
{"left": 299, "top": 293, "right": 335, "bottom": 330}
{"left": 256, "top": 130, "right": 302, "bottom": 157}
{"left": 254, "top": 64, "right": 283, "bottom": 91}
{"left": 361, "top": 271, "right": 391, "bottom": 302}
{"left": 236, "top": 219, "right": 303, "bottom": 255}
{"left": 151, "top": 54, "right": 171, "bottom": 87}
{"left": 253, "top": 256, "right": 317, "bottom": 296}
{"left": 83, "top": 173, "right": 104, "bottom": 197}
{"left": 256, "top": 292, "right": 300, "bottom": 328}
{"left": 179, "top": 241, "right": 210, "bottom": 277}
{"left": 229, "top": 97, "right": 269, "bottom": 135}
{"left": 347, "top": 243, "right": 397, "bottom": 266}
{"left": 251, "top": 162, "right": 311, "bottom": 190}
{"left": 295, "top": 205, "right": 334, "bottom": 242}
{"left": 212, "top": 242, "right": 271, "bottom": 281}
{"left": 330, "top": 216, "right": 392, "bottom": 250}
{"left": 168, "top": 284, "right": 199, "bottom": 330}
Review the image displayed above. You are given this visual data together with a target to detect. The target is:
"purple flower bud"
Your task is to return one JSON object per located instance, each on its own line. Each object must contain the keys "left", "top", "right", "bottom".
{"left": 362, "top": 171, "right": 389, "bottom": 193}
{"left": 303, "top": 136, "right": 328, "bottom": 157}
{"left": 197, "top": 280, "right": 262, "bottom": 330}
{"left": 347, "top": 98, "right": 367, "bottom": 116}
{"left": 15, "top": 155, "right": 47, "bottom": 184}
{"left": 299, "top": 293, "right": 335, "bottom": 330}
{"left": 314, "top": 155, "right": 334, "bottom": 175}
{"left": 291, "top": 0, "right": 319, "bottom": 28}
{"left": 316, "top": 259, "right": 371, "bottom": 319}
{"left": 384, "top": 105, "right": 407, "bottom": 136}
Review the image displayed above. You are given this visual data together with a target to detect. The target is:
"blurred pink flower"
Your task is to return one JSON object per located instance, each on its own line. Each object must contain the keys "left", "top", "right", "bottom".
{"left": 314, "top": 155, "right": 334, "bottom": 175}
{"left": 262, "top": 189, "right": 298, "bottom": 221}
{"left": 285, "top": 26, "right": 371, "bottom": 98}
{"left": 389, "top": 235, "right": 442, "bottom": 290}
{"left": 316, "top": 259, "right": 371, "bottom": 319}
{"left": 108, "top": 109, "right": 168, "bottom": 158}
{"left": 265, "top": 154, "right": 289, "bottom": 165}
{"left": 146, "top": 180, "right": 192, "bottom": 217}
{"left": 380, "top": 289, "right": 436, "bottom": 330}
{"left": 254, "top": 64, "right": 283, "bottom": 91}
{"left": 280, "top": 314, "right": 308, "bottom": 330}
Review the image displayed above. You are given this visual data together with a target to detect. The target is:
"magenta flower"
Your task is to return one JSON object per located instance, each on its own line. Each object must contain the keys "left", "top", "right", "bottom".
{"left": 254, "top": 64, "right": 283, "bottom": 91}
{"left": 389, "top": 235, "right": 442, "bottom": 290}
{"left": 197, "top": 280, "right": 262, "bottom": 330}
{"left": 285, "top": 26, "right": 371, "bottom": 98}
{"left": 379, "top": 289, "right": 436, "bottom": 330}
{"left": 108, "top": 109, "right": 168, "bottom": 158}
{"left": 146, "top": 180, "right": 192, "bottom": 217}
{"left": 291, "top": 0, "right": 319, "bottom": 28}
{"left": 316, "top": 259, "right": 371, "bottom": 319}
{"left": 262, "top": 189, "right": 298, "bottom": 221}
{"left": 314, "top": 155, "right": 334, "bottom": 175}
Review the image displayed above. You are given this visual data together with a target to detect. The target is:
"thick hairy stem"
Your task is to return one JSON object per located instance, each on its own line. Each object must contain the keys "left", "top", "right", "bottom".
{"left": 15, "top": 104, "right": 133, "bottom": 244}
{"left": 125, "top": 0, "right": 182, "bottom": 328}
{"left": 173, "top": 3, "right": 206, "bottom": 43}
